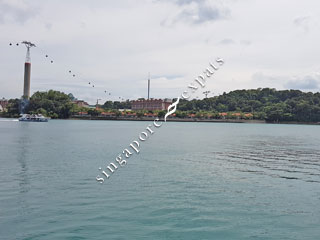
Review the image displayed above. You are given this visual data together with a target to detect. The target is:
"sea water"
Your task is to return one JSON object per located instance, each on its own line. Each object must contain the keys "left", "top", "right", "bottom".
{"left": 0, "top": 119, "right": 319, "bottom": 239}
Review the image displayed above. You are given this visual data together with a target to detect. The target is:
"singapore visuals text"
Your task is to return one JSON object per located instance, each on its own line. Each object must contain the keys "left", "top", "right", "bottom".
{"left": 96, "top": 58, "right": 224, "bottom": 183}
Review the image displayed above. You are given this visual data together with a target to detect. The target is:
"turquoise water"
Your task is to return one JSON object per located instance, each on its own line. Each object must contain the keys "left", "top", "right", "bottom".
{"left": 0, "top": 119, "right": 320, "bottom": 240}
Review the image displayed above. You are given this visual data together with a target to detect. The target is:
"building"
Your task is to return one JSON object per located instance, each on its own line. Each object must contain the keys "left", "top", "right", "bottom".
{"left": 77, "top": 111, "right": 89, "bottom": 116}
{"left": 219, "top": 112, "right": 228, "bottom": 119}
{"left": 131, "top": 98, "right": 172, "bottom": 111}
{"left": 72, "top": 100, "right": 89, "bottom": 108}
{"left": 0, "top": 98, "right": 8, "bottom": 111}
{"left": 101, "top": 112, "right": 116, "bottom": 117}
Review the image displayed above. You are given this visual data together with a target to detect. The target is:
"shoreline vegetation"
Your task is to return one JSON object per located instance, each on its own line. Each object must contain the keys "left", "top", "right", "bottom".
{"left": 69, "top": 116, "right": 319, "bottom": 125}
{"left": 1, "top": 88, "right": 320, "bottom": 125}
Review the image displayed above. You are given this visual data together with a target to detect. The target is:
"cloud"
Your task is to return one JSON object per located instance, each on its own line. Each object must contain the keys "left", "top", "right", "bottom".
{"left": 161, "top": 0, "right": 229, "bottom": 25}
{"left": 252, "top": 72, "right": 280, "bottom": 82}
{"left": 152, "top": 74, "right": 184, "bottom": 80}
{"left": 178, "top": 3, "right": 229, "bottom": 24}
{"left": 172, "top": 0, "right": 206, "bottom": 5}
{"left": 293, "top": 15, "right": 311, "bottom": 32}
{"left": 285, "top": 75, "right": 320, "bottom": 90}
{"left": 240, "top": 40, "right": 251, "bottom": 45}
{"left": 2, "top": 0, "right": 320, "bottom": 103}
{"left": 45, "top": 23, "right": 52, "bottom": 30}
{"left": 253, "top": 72, "right": 320, "bottom": 91}
{"left": 0, "top": 0, "right": 38, "bottom": 24}
{"left": 219, "top": 38, "right": 235, "bottom": 45}
{"left": 293, "top": 16, "right": 310, "bottom": 26}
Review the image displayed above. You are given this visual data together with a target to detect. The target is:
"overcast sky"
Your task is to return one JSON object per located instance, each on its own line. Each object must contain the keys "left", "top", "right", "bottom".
{"left": 1, "top": 0, "right": 320, "bottom": 104}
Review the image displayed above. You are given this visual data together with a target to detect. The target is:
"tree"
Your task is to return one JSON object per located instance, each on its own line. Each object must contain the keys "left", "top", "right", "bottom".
{"left": 173, "top": 88, "right": 320, "bottom": 122}
{"left": 103, "top": 101, "right": 113, "bottom": 109}
{"left": 158, "top": 111, "right": 166, "bottom": 118}
{"left": 26, "top": 90, "right": 75, "bottom": 119}
{"left": 5, "top": 99, "right": 20, "bottom": 117}
{"left": 88, "top": 109, "right": 100, "bottom": 116}
{"left": 136, "top": 111, "right": 144, "bottom": 118}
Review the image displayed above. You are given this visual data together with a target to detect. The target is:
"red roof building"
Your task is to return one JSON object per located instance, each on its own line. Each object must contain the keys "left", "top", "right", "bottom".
{"left": 101, "top": 112, "right": 115, "bottom": 116}
{"left": 144, "top": 113, "right": 158, "bottom": 117}
{"left": 244, "top": 113, "right": 253, "bottom": 118}
{"left": 131, "top": 99, "right": 172, "bottom": 111}
{"left": 73, "top": 100, "right": 89, "bottom": 108}
{"left": 77, "top": 112, "right": 88, "bottom": 115}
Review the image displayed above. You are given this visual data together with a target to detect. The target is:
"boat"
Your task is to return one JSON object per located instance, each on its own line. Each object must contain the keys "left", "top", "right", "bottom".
{"left": 19, "top": 114, "right": 49, "bottom": 122}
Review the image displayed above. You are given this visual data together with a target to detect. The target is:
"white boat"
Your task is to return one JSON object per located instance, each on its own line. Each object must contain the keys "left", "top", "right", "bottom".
{"left": 19, "top": 114, "right": 49, "bottom": 122}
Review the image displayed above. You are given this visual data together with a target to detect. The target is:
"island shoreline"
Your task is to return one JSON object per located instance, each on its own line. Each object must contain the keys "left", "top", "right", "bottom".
{"left": 68, "top": 116, "right": 320, "bottom": 125}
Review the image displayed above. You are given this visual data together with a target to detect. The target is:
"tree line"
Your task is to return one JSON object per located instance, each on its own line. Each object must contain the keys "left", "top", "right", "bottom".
{"left": 1, "top": 88, "right": 320, "bottom": 122}
{"left": 176, "top": 88, "right": 320, "bottom": 122}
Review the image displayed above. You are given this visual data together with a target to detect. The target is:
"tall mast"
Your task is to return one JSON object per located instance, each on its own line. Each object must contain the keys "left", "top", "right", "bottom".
{"left": 148, "top": 72, "right": 150, "bottom": 100}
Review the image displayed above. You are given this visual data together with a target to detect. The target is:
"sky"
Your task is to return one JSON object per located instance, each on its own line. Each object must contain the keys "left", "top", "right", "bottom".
{"left": 1, "top": 0, "right": 320, "bottom": 104}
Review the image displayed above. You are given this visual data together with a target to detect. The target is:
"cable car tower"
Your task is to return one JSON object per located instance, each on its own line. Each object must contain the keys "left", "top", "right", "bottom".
{"left": 22, "top": 41, "right": 36, "bottom": 99}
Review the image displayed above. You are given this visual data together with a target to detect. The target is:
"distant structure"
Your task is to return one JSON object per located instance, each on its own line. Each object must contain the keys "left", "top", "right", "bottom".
{"left": 0, "top": 98, "right": 8, "bottom": 111}
{"left": 131, "top": 73, "right": 172, "bottom": 110}
{"left": 203, "top": 90, "right": 211, "bottom": 98}
{"left": 22, "top": 41, "right": 36, "bottom": 99}
{"left": 72, "top": 100, "right": 89, "bottom": 108}
{"left": 131, "top": 98, "right": 172, "bottom": 111}
{"left": 96, "top": 98, "right": 102, "bottom": 106}
{"left": 148, "top": 73, "right": 150, "bottom": 100}
{"left": 0, "top": 98, "right": 9, "bottom": 108}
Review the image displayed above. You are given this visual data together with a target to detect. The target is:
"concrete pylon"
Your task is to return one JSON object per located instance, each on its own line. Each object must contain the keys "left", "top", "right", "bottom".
{"left": 23, "top": 61, "right": 31, "bottom": 99}
{"left": 21, "top": 41, "right": 35, "bottom": 99}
